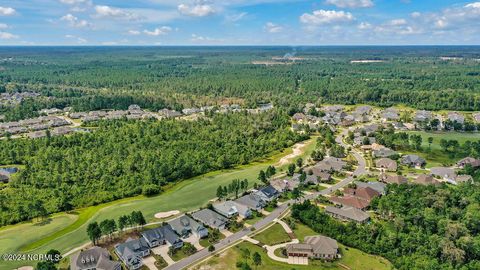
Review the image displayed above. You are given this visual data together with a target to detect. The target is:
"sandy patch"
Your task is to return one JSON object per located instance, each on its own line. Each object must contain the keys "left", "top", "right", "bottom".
{"left": 17, "top": 267, "right": 34, "bottom": 270}
{"left": 277, "top": 142, "right": 306, "bottom": 166}
{"left": 154, "top": 210, "right": 180, "bottom": 219}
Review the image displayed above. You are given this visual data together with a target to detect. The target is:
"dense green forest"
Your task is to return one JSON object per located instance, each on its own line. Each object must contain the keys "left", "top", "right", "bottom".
{"left": 1, "top": 46, "right": 480, "bottom": 121}
{"left": 292, "top": 182, "right": 480, "bottom": 270}
{"left": 0, "top": 111, "right": 303, "bottom": 225}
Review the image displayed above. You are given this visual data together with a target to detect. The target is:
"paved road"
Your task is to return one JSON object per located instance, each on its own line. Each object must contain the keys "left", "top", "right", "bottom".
{"left": 165, "top": 129, "right": 368, "bottom": 270}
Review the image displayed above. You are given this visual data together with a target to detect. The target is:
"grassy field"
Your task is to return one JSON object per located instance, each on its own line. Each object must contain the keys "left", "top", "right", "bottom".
{"left": 192, "top": 240, "right": 393, "bottom": 270}
{"left": 401, "top": 131, "right": 480, "bottom": 167}
{"left": 252, "top": 223, "right": 291, "bottom": 246}
{"left": 0, "top": 137, "right": 317, "bottom": 269}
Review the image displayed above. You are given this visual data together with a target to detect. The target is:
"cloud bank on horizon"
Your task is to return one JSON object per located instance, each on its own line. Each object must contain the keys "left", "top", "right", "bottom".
{"left": 0, "top": 0, "right": 479, "bottom": 45}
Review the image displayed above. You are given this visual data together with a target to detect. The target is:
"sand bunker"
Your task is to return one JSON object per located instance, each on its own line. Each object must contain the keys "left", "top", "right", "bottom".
{"left": 154, "top": 210, "right": 180, "bottom": 219}
{"left": 277, "top": 142, "right": 306, "bottom": 166}
{"left": 17, "top": 267, "right": 34, "bottom": 270}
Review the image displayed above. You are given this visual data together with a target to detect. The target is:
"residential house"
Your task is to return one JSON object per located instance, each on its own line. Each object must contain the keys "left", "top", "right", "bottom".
{"left": 213, "top": 200, "right": 252, "bottom": 219}
{"left": 447, "top": 112, "right": 465, "bottom": 124}
{"left": 159, "top": 109, "right": 182, "bottom": 118}
{"left": 415, "top": 174, "right": 440, "bottom": 186}
{"left": 344, "top": 186, "right": 380, "bottom": 202}
{"left": 353, "top": 136, "right": 376, "bottom": 146}
{"left": 270, "top": 178, "right": 299, "bottom": 192}
{"left": 191, "top": 208, "right": 228, "bottom": 230}
{"left": 235, "top": 194, "right": 266, "bottom": 211}
{"left": 381, "top": 108, "right": 399, "bottom": 121}
{"left": 375, "top": 158, "right": 397, "bottom": 172}
{"left": 372, "top": 148, "right": 398, "bottom": 158}
{"left": 325, "top": 206, "right": 370, "bottom": 223}
{"left": 401, "top": 155, "right": 426, "bottom": 168}
{"left": 354, "top": 105, "right": 372, "bottom": 115}
{"left": 115, "top": 238, "right": 150, "bottom": 270}
{"left": 71, "top": 246, "right": 121, "bottom": 270}
{"left": 414, "top": 110, "right": 433, "bottom": 123}
{"left": 254, "top": 185, "right": 279, "bottom": 202}
{"left": 456, "top": 157, "right": 480, "bottom": 169}
{"left": 313, "top": 157, "right": 347, "bottom": 173}
{"left": 292, "top": 113, "right": 307, "bottom": 122}
{"left": 168, "top": 215, "right": 208, "bottom": 238}
{"left": 286, "top": 235, "right": 338, "bottom": 261}
{"left": 430, "top": 167, "right": 456, "bottom": 184}
{"left": 473, "top": 113, "right": 480, "bottom": 123}
{"left": 380, "top": 174, "right": 408, "bottom": 185}
{"left": 356, "top": 181, "right": 386, "bottom": 195}
{"left": 330, "top": 196, "right": 370, "bottom": 210}
{"left": 27, "top": 131, "right": 47, "bottom": 139}
{"left": 141, "top": 225, "right": 183, "bottom": 249}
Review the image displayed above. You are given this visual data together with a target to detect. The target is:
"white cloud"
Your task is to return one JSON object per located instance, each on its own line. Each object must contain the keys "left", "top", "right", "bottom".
{"left": 0, "top": 7, "right": 16, "bottom": 16}
{"left": 225, "top": 12, "right": 247, "bottom": 22}
{"left": 264, "top": 22, "right": 283, "bottom": 33}
{"left": 143, "top": 26, "right": 172, "bottom": 36}
{"left": 178, "top": 3, "right": 216, "bottom": 17}
{"left": 357, "top": 22, "right": 371, "bottom": 30}
{"left": 300, "top": 10, "right": 354, "bottom": 25}
{"left": 325, "top": 0, "right": 374, "bottom": 8}
{"left": 65, "top": 34, "right": 87, "bottom": 43}
{"left": 410, "top": 12, "right": 421, "bottom": 18}
{"left": 60, "top": 13, "right": 91, "bottom": 28}
{"left": 59, "top": 0, "right": 89, "bottom": 4}
{"left": 465, "top": 2, "right": 480, "bottom": 8}
{"left": 128, "top": 30, "right": 141, "bottom": 35}
{"left": 0, "top": 31, "right": 17, "bottom": 39}
{"left": 94, "top": 5, "right": 139, "bottom": 20}
{"left": 0, "top": 23, "right": 8, "bottom": 29}
{"left": 388, "top": 19, "right": 407, "bottom": 26}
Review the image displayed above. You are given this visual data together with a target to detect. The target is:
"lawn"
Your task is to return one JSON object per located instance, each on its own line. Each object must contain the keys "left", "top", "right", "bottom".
{"left": 405, "top": 131, "right": 480, "bottom": 151}
{"left": 0, "top": 137, "right": 317, "bottom": 269}
{"left": 252, "top": 223, "right": 291, "bottom": 246}
{"left": 193, "top": 240, "right": 393, "bottom": 270}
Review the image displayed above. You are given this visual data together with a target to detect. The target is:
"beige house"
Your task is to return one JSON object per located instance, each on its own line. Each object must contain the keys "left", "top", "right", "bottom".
{"left": 286, "top": 235, "right": 338, "bottom": 261}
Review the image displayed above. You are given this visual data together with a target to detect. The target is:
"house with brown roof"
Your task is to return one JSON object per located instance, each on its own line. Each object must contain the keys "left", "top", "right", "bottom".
{"left": 380, "top": 174, "right": 408, "bottom": 185}
{"left": 415, "top": 174, "right": 440, "bottom": 186}
{"left": 330, "top": 196, "right": 370, "bottom": 210}
{"left": 286, "top": 235, "right": 338, "bottom": 261}
{"left": 375, "top": 158, "right": 397, "bottom": 172}
{"left": 456, "top": 157, "right": 480, "bottom": 169}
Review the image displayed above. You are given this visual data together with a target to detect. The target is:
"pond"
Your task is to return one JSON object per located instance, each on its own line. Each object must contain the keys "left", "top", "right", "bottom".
{"left": 0, "top": 167, "right": 18, "bottom": 175}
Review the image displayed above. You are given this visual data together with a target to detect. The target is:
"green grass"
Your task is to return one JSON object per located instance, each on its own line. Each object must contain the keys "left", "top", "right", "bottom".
{"left": 252, "top": 223, "right": 291, "bottom": 246}
{"left": 405, "top": 131, "right": 480, "bottom": 151}
{"left": 0, "top": 137, "right": 317, "bottom": 269}
{"left": 193, "top": 240, "right": 392, "bottom": 270}
{"left": 244, "top": 213, "right": 264, "bottom": 226}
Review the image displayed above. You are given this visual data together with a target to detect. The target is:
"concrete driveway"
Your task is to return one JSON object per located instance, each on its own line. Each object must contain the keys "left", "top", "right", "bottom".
{"left": 152, "top": 245, "right": 175, "bottom": 265}
{"left": 143, "top": 255, "right": 159, "bottom": 270}
{"left": 183, "top": 234, "right": 203, "bottom": 251}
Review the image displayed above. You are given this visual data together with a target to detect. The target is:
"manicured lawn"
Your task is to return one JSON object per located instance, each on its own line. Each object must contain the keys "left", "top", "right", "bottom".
{"left": 193, "top": 241, "right": 392, "bottom": 270}
{"left": 244, "top": 213, "right": 264, "bottom": 226}
{"left": 0, "top": 137, "right": 317, "bottom": 269}
{"left": 405, "top": 131, "right": 480, "bottom": 151}
{"left": 252, "top": 223, "right": 291, "bottom": 246}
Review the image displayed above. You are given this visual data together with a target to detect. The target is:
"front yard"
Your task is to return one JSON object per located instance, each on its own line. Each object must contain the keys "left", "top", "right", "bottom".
{"left": 252, "top": 223, "right": 291, "bottom": 246}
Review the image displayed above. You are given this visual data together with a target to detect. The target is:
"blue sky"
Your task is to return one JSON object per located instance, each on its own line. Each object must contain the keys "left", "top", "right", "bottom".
{"left": 0, "top": 0, "right": 479, "bottom": 45}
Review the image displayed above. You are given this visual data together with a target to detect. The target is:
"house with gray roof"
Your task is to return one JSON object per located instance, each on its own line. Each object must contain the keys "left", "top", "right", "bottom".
{"left": 313, "top": 157, "right": 347, "bottom": 173}
{"left": 414, "top": 110, "right": 433, "bottom": 123}
{"left": 270, "top": 178, "right": 299, "bottom": 192}
{"left": 401, "top": 155, "right": 426, "bottom": 168}
{"left": 381, "top": 108, "right": 399, "bottom": 121}
{"left": 286, "top": 235, "right": 338, "bottom": 261}
{"left": 213, "top": 200, "right": 252, "bottom": 219}
{"left": 71, "top": 246, "right": 121, "bottom": 270}
{"left": 115, "top": 238, "right": 150, "bottom": 270}
{"left": 141, "top": 225, "right": 183, "bottom": 249}
{"left": 235, "top": 193, "right": 266, "bottom": 211}
{"left": 168, "top": 215, "right": 208, "bottom": 239}
{"left": 372, "top": 148, "right": 398, "bottom": 158}
{"left": 354, "top": 105, "right": 372, "bottom": 115}
{"left": 430, "top": 167, "right": 456, "bottom": 184}
{"left": 191, "top": 208, "right": 228, "bottom": 230}
{"left": 456, "top": 157, "right": 480, "bottom": 168}
{"left": 325, "top": 206, "right": 370, "bottom": 223}
{"left": 447, "top": 112, "right": 465, "bottom": 124}
{"left": 254, "top": 185, "right": 279, "bottom": 202}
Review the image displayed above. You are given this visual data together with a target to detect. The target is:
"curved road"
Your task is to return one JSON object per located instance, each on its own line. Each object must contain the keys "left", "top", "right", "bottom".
{"left": 165, "top": 129, "right": 368, "bottom": 270}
